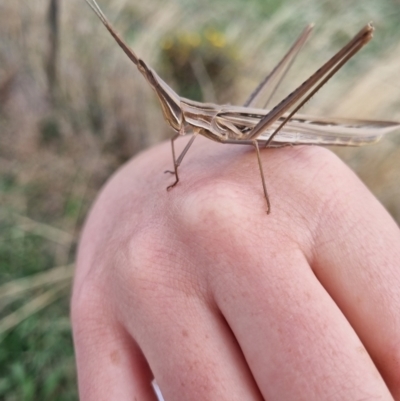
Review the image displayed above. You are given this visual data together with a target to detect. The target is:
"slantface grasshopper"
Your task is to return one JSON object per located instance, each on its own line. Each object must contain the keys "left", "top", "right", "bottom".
{"left": 85, "top": 0, "right": 400, "bottom": 213}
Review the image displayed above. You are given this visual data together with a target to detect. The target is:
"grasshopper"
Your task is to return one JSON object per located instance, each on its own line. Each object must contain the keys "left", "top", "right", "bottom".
{"left": 85, "top": 0, "right": 400, "bottom": 213}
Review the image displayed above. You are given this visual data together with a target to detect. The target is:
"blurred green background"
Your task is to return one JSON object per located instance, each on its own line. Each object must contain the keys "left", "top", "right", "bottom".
{"left": 0, "top": 0, "right": 399, "bottom": 399}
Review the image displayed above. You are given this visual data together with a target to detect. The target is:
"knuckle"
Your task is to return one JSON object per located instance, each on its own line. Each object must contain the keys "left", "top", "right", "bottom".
{"left": 178, "top": 178, "right": 246, "bottom": 232}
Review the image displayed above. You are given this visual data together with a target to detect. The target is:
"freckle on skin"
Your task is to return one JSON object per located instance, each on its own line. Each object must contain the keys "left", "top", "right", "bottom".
{"left": 356, "top": 346, "right": 367, "bottom": 355}
{"left": 110, "top": 350, "right": 120, "bottom": 365}
{"left": 182, "top": 329, "right": 188, "bottom": 337}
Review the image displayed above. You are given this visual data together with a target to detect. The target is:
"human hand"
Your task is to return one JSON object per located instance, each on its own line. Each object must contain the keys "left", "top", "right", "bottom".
{"left": 72, "top": 135, "right": 400, "bottom": 400}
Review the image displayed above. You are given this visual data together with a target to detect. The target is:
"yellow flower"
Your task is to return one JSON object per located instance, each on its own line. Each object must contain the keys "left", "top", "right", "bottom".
{"left": 185, "top": 32, "right": 201, "bottom": 48}
{"left": 205, "top": 29, "right": 226, "bottom": 48}
{"left": 161, "top": 37, "right": 174, "bottom": 50}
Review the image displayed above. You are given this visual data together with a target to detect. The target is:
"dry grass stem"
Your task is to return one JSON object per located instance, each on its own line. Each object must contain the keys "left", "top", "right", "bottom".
{"left": 0, "top": 264, "right": 74, "bottom": 301}
{"left": 0, "top": 281, "right": 71, "bottom": 336}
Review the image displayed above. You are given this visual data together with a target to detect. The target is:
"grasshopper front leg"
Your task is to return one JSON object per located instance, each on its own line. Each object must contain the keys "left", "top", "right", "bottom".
{"left": 165, "top": 130, "right": 198, "bottom": 190}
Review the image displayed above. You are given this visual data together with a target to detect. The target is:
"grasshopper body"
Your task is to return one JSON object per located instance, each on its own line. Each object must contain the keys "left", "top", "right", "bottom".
{"left": 85, "top": 0, "right": 400, "bottom": 213}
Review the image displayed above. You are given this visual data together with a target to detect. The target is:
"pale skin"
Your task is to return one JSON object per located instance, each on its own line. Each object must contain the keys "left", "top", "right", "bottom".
{"left": 72, "top": 135, "right": 400, "bottom": 400}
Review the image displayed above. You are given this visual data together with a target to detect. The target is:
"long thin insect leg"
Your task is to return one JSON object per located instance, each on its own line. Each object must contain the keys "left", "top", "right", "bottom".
{"left": 164, "top": 132, "right": 180, "bottom": 174}
{"left": 262, "top": 25, "right": 313, "bottom": 110}
{"left": 165, "top": 132, "right": 198, "bottom": 175}
{"left": 263, "top": 39, "right": 367, "bottom": 148}
{"left": 246, "top": 24, "right": 373, "bottom": 141}
{"left": 176, "top": 132, "right": 198, "bottom": 167}
{"left": 243, "top": 24, "right": 313, "bottom": 108}
{"left": 165, "top": 132, "right": 198, "bottom": 190}
{"left": 252, "top": 140, "right": 271, "bottom": 214}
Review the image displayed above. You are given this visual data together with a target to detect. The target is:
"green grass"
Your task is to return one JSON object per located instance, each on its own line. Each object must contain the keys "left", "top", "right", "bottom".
{"left": 0, "top": 223, "right": 75, "bottom": 400}
{"left": 0, "top": 304, "right": 76, "bottom": 401}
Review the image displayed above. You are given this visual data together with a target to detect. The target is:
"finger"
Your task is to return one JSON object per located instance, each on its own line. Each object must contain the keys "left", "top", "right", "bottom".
{"left": 71, "top": 284, "right": 157, "bottom": 401}
{"left": 112, "top": 248, "right": 264, "bottom": 401}
{"left": 309, "top": 153, "right": 400, "bottom": 398}
{"left": 213, "top": 247, "right": 393, "bottom": 400}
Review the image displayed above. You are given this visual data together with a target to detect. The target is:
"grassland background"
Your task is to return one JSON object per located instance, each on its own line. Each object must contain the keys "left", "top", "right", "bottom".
{"left": 0, "top": 0, "right": 399, "bottom": 399}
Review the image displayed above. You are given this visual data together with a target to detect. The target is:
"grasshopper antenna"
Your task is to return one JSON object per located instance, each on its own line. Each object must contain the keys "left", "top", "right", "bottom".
{"left": 84, "top": 0, "right": 139, "bottom": 66}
